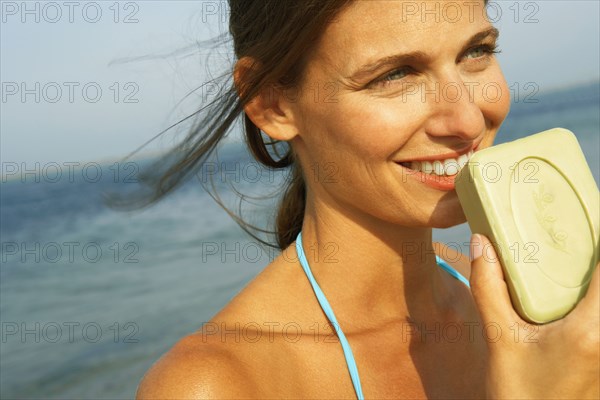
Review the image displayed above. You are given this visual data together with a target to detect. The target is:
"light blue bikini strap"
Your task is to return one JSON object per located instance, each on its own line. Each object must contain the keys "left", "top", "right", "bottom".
{"left": 435, "top": 255, "right": 471, "bottom": 288}
{"left": 296, "top": 232, "right": 365, "bottom": 400}
{"left": 295, "top": 233, "right": 470, "bottom": 400}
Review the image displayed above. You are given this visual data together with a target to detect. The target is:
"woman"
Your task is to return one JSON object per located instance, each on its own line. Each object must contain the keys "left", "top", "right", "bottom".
{"left": 136, "top": 0, "right": 599, "bottom": 398}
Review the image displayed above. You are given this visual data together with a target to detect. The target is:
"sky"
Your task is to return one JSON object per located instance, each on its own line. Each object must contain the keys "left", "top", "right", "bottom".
{"left": 1, "top": 0, "right": 599, "bottom": 166}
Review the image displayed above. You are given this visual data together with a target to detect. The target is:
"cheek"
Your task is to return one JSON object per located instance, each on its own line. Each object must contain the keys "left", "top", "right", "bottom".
{"left": 293, "top": 99, "right": 406, "bottom": 204}
{"left": 299, "top": 95, "right": 424, "bottom": 164}
{"left": 478, "top": 70, "right": 511, "bottom": 126}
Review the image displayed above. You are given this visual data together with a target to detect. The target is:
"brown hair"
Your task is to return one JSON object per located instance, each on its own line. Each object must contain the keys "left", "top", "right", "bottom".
{"left": 113, "top": 0, "right": 353, "bottom": 250}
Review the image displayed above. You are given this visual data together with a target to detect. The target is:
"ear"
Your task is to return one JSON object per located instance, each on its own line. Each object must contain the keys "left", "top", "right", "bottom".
{"left": 233, "top": 57, "right": 300, "bottom": 141}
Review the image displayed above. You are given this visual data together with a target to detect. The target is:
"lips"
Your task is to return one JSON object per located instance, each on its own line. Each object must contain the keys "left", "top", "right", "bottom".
{"left": 403, "top": 151, "right": 472, "bottom": 176}
{"left": 397, "top": 141, "right": 481, "bottom": 176}
{"left": 396, "top": 141, "right": 480, "bottom": 164}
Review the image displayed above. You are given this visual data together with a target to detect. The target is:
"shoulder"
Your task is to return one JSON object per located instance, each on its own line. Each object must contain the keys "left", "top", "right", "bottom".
{"left": 432, "top": 241, "right": 471, "bottom": 280}
{"left": 136, "top": 249, "right": 313, "bottom": 399}
{"left": 135, "top": 333, "right": 259, "bottom": 399}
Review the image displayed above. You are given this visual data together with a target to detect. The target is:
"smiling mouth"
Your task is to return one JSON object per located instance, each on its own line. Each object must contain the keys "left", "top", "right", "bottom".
{"left": 397, "top": 144, "right": 480, "bottom": 176}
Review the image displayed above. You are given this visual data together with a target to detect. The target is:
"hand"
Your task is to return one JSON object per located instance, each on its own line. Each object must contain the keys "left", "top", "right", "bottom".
{"left": 469, "top": 233, "right": 600, "bottom": 399}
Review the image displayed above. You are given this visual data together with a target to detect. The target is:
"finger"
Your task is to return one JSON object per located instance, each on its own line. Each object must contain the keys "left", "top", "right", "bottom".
{"left": 567, "top": 260, "right": 600, "bottom": 321}
{"left": 469, "top": 233, "right": 521, "bottom": 324}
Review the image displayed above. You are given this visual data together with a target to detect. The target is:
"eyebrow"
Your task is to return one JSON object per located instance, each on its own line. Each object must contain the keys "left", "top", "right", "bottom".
{"left": 347, "top": 27, "right": 500, "bottom": 83}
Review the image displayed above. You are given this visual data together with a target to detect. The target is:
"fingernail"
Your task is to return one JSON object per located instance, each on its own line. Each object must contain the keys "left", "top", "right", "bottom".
{"left": 471, "top": 234, "right": 483, "bottom": 260}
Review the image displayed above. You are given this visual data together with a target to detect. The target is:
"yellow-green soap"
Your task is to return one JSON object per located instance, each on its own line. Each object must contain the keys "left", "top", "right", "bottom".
{"left": 455, "top": 127, "right": 600, "bottom": 324}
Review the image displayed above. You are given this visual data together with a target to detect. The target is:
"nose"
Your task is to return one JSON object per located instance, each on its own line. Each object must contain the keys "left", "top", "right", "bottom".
{"left": 422, "top": 74, "right": 486, "bottom": 142}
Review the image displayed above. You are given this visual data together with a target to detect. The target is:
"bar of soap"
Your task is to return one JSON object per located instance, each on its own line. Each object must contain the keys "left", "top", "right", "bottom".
{"left": 455, "top": 127, "right": 599, "bottom": 324}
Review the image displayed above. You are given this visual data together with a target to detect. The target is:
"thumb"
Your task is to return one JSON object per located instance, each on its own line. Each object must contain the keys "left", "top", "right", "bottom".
{"left": 469, "top": 233, "right": 519, "bottom": 324}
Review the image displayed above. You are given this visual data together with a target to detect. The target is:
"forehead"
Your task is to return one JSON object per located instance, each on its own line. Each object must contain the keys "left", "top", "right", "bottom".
{"left": 311, "top": 0, "right": 491, "bottom": 73}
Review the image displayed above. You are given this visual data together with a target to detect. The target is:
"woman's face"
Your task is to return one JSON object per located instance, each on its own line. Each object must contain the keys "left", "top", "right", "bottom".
{"left": 288, "top": 0, "right": 510, "bottom": 228}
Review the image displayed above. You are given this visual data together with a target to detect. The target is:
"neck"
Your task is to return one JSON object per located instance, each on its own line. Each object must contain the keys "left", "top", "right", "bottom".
{"left": 297, "top": 195, "right": 461, "bottom": 333}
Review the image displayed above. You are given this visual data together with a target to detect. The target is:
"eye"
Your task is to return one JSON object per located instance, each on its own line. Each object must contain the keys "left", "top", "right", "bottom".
{"left": 382, "top": 68, "right": 410, "bottom": 81}
{"left": 370, "top": 67, "right": 414, "bottom": 88}
{"left": 464, "top": 43, "right": 501, "bottom": 60}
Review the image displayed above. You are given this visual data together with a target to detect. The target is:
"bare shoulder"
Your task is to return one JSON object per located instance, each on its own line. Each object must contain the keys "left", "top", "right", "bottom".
{"left": 432, "top": 241, "right": 471, "bottom": 280}
{"left": 136, "top": 249, "right": 309, "bottom": 399}
{"left": 135, "top": 333, "right": 259, "bottom": 399}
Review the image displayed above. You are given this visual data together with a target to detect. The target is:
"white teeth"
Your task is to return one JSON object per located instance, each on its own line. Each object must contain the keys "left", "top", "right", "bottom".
{"left": 433, "top": 160, "right": 444, "bottom": 175}
{"left": 422, "top": 161, "right": 433, "bottom": 174}
{"left": 444, "top": 159, "right": 460, "bottom": 176}
{"left": 405, "top": 150, "right": 474, "bottom": 176}
{"left": 457, "top": 153, "right": 469, "bottom": 169}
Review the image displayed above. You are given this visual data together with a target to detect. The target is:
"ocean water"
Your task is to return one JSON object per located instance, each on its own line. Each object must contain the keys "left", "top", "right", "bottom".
{"left": 1, "top": 81, "right": 599, "bottom": 399}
